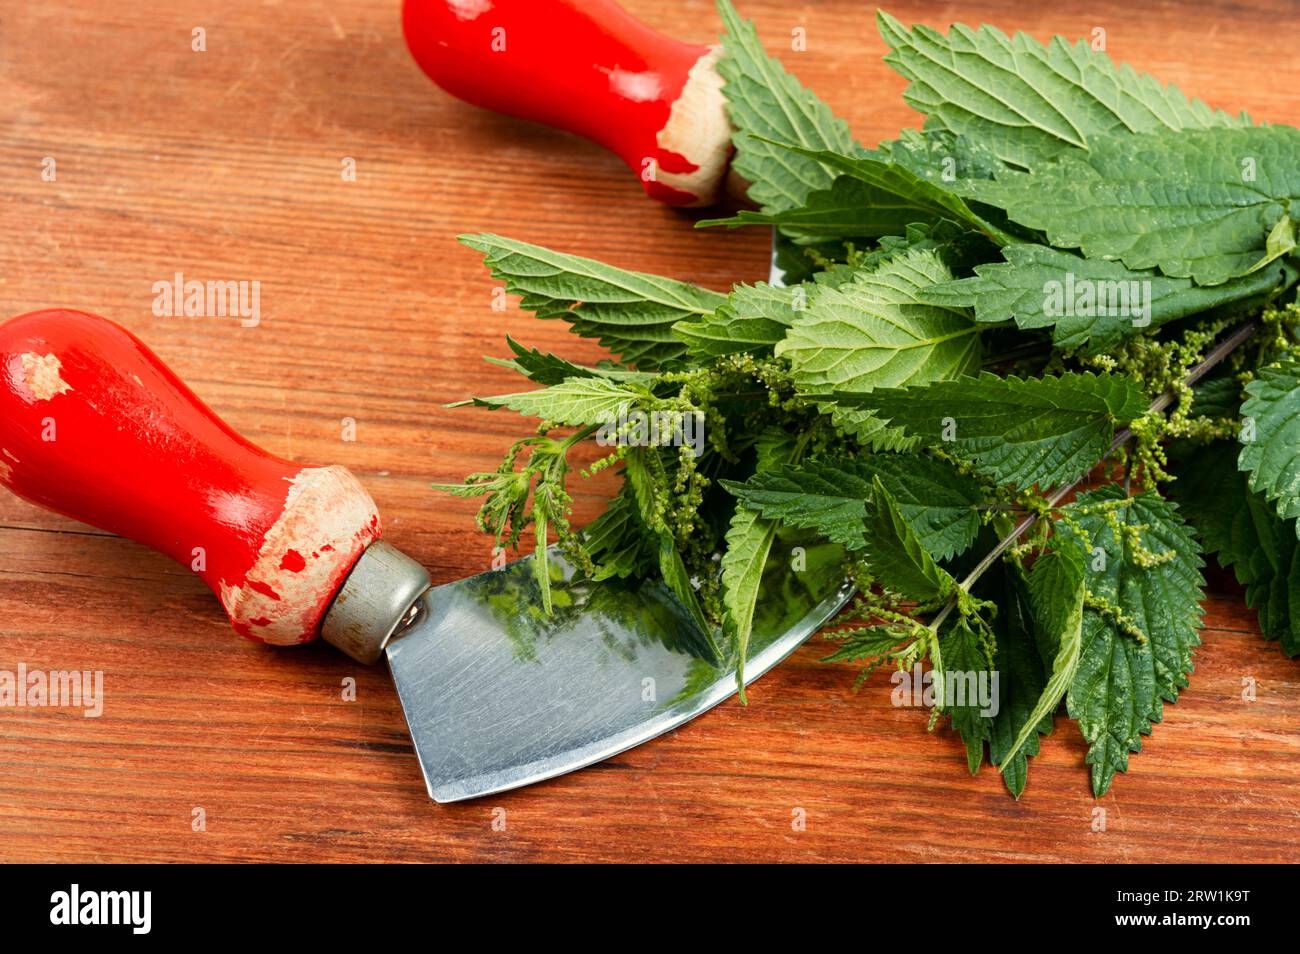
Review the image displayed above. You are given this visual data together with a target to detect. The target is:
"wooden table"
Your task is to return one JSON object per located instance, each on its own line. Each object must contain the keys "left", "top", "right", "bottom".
{"left": 1, "top": 0, "right": 1297, "bottom": 863}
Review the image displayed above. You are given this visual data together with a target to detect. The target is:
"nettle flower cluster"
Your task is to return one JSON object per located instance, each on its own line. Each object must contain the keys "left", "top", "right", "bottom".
{"left": 439, "top": 0, "right": 1300, "bottom": 797}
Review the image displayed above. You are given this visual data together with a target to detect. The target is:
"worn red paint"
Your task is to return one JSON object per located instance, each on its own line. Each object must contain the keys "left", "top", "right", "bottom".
{"left": 0, "top": 309, "right": 381, "bottom": 645}
{"left": 247, "top": 580, "right": 282, "bottom": 601}
{"left": 402, "top": 0, "right": 708, "bottom": 204}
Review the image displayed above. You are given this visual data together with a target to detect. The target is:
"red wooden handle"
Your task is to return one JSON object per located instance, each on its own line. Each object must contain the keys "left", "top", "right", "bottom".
{"left": 0, "top": 309, "right": 380, "bottom": 646}
{"left": 402, "top": 0, "right": 732, "bottom": 206}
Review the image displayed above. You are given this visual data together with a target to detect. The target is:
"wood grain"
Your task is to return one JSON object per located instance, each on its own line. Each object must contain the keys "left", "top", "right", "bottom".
{"left": 1, "top": 0, "right": 1298, "bottom": 863}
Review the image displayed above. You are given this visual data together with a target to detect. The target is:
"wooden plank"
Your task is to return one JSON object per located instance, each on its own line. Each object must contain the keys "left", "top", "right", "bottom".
{"left": 0, "top": 0, "right": 1297, "bottom": 862}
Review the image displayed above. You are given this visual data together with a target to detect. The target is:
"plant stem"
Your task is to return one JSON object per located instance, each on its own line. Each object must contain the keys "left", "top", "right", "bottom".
{"left": 926, "top": 320, "right": 1259, "bottom": 634}
{"left": 563, "top": 424, "right": 600, "bottom": 448}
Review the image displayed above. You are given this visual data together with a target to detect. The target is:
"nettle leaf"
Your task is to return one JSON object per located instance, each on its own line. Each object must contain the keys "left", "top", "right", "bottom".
{"left": 1189, "top": 374, "right": 1244, "bottom": 421}
{"left": 624, "top": 447, "right": 715, "bottom": 646}
{"left": 1174, "top": 441, "right": 1300, "bottom": 656}
{"left": 923, "top": 244, "right": 1296, "bottom": 352}
{"left": 657, "top": 534, "right": 714, "bottom": 642}
{"left": 738, "top": 141, "right": 1011, "bottom": 242}
{"left": 995, "top": 545, "right": 1085, "bottom": 787}
{"left": 797, "top": 223, "right": 962, "bottom": 287}
{"left": 721, "top": 427, "right": 806, "bottom": 695}
{"left": 459, "top": 376, "right": 642, "bottom": 426}
{"left": 1062, "top": 487, "right": 1205, "bottom": 797}
{"left": 836, "top": 371, "right": 1147, "bottom": 489}
{"left": 776, "top": 247, "right": 982, "bottom": 449}
{"left": 722, "top": 505, "right": 775, "bottom": 697}
{"left": 701, "top": 129, "right": 1004, "bottom": 240}
{"left": 964, "top": 127, "right": 1300, "bottom": 285}
{"left": 722, "top": 463, "right": 868, "bottom": 551}
{"left": 461, "top": 233, "right": 726, "bottom": 370}
{"left": 1238, "top": 353, "right": 1300, "bottom": 530}
{"left": 581, "top": 488, "right": 655, "bottom": 582}
{"left": 715, "top": 0, "right": 857, "bottom": 213}
{"left": 672, "top": 282, "right": 800, "bottom": 360}
{"left": 862, "top": 476, "right": 955, "bottom": 603}
{"left": 821, "top": 626, "right": 914, "bottom": 666}
{"left": 768, "top": 221, "right": 968, "bottom": 289}
{"left": 939, "top": 617, "right": 994, "bottom": 774}
{"left": 871, "top": 127, "right": 1007, "bottom": 182}
{"left": 987, "top": 568, "right": 1053, "bottom": 798}
{"left": 877, "top": 11, "right": 1246, "bottom": 170}
{"left": 489, "top": 337, "right": 657, "bottom": 387}
{"left": 699, "top": 175, "right": 944, "bottom": 240}
{"left": 722, "top": 453, "right": 985, "bottom": 560}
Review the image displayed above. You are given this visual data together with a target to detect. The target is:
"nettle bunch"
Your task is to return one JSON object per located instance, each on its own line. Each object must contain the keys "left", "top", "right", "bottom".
{"left": 439, "top": 0, "right": 1300, "bottom": 797}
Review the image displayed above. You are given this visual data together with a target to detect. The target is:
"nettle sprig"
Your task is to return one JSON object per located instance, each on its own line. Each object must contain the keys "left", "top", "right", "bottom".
{"left": 439, "top": 0, "right": 1300, "bottom": 797}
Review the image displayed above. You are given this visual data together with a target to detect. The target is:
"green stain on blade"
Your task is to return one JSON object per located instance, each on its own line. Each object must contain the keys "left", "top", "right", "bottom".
{"left": 386, "top": 530, "right": 850, "bottom": 802}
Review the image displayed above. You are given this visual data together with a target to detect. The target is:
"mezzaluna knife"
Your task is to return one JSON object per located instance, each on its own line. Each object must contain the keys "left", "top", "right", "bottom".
{"left": 0, "top": 310, "right": 849, "bottom": 802}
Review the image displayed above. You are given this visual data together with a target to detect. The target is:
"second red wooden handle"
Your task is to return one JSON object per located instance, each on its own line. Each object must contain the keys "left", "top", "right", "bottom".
{"left": 0, "top": 310, "right": 380, "bottom": 645}
{"left": 402, "top": 0, "right": 733, "bottom": 206}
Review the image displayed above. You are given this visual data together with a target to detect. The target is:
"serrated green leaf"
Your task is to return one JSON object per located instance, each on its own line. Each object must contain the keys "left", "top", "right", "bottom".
{"left": 530, "top": 487, "right": 559, "bottom": 614}
{"left": 672, "top": 282, "right": 800, "bottom": 360}
{"left": 996, "top": 546, "right": 1085, "bottom": 783}
{"left": 1062, "top": 487, "right": 1205, "bottom": 797}
{"left": 938, "top": 617, "right": 994, "bottom": 774}
{"left": 581, "top": 489, "right": 655, "bottom": 582}
{"left": 460, "top": 376, "right": 642, "bottom": 426}
{"left": 722, "top": 454, "right": 985, "bottom": 560}
{"left": 624, "top": 447, "right": 715, "bottom": 648}
{"left": 460, "top": 233, "right": 726, "bottom": 369}
{"left": 776, "top": 247, "right": 982, "bottom": 449}
{"left": 987, "top": 568, "right": 1053, "bottom": 798}
{"left": 871, "top": 127, "right": 1008, "bottom": 182}
{"left": 487, "top": 337, "right": 656, "bottom": 387}
{"left": 722, "top": 463, "right": 867, "bottom": 550}
{"left": 701, "top": 128, "right": 1006, "bottom": 239}
{"left": 1188, "top": 374, "right": 1245, "bottom": 421}
{"left": 794, "top": 223, "right": 963, "bottom": 287}
{"left": 749, "top": 140, "right": 1012, "bottom": 242}
{"left": 657, "top": 534, "right": 715, "bottom": 646}
{"left": 863, "top": 476, "right": 956, "bottom": 603}
{"left": 769, "top": 222, "right": 969, "bottom": 288}
{"left": 836, "top": 371, "right": 1146, "bottom": 489}
{"left": 622, "top": 444, "right": 666, "bottom": 533}
{"left": 714, "top": 0, "right": 858, "bottom": 214}
{"left": 1173, "top": 441, "right": 1300, "bottom": 656}
{"left": 821, "top": 626, "right": 914, "bottom": 665}
{"left": 721, "top": 506, "right": 777, "bottom": 699}
{"left": 877, "top": 10, "right": 1247, "bottom": 170}
{"left": 1238, "top": 353, "right": 1300, "bottom": 531}
{"left": 721, "top": 427, "right": 807, "bottom": 697}
{"left": 964, "top": 127, "right": 1300, "bottom": 285}
{"left": 698, "top": 175, "right": 943, "bottom": 239}
{"left": 922, "top": 244, "right": 1297, "bottom": 351}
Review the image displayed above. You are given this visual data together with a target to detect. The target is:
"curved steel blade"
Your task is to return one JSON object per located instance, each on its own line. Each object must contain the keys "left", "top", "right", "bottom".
{"left": 388, "top": 534, "right": 852, "bottom": 803}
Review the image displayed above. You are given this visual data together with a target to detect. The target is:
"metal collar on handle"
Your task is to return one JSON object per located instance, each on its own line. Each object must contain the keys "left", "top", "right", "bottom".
{"left": 322, "top": 541, "right": 432, "bottom": 664}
